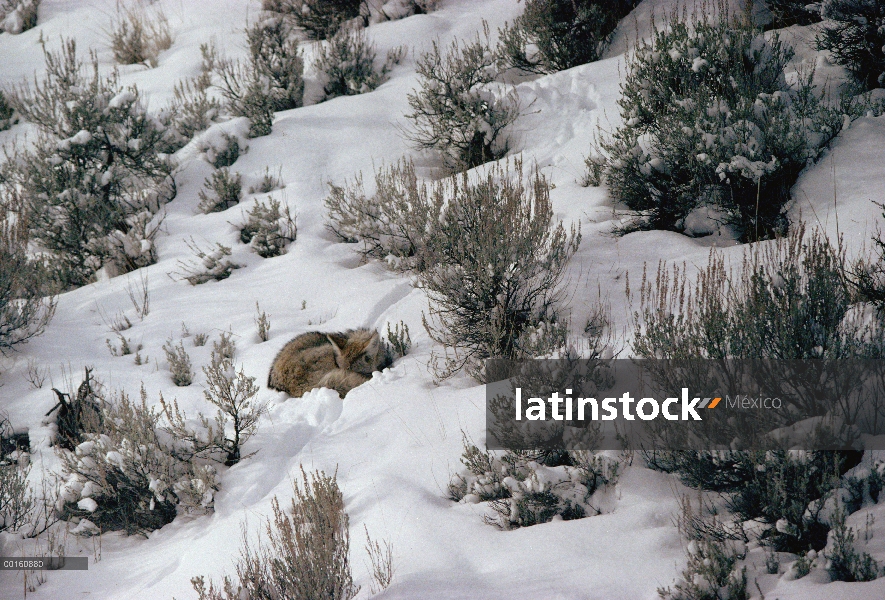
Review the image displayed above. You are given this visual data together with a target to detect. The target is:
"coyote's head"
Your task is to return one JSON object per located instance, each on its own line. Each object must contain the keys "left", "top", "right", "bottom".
{"left": 326, "top": 329, "right": 391, "bottom": 376}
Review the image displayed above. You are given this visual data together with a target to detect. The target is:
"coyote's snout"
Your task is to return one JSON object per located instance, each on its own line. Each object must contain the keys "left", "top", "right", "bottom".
{"left": 267, "top": 328, "right": 391, "bottom": 398}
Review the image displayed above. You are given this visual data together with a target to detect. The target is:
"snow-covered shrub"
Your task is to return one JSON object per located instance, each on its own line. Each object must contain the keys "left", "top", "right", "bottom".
{"left": 365, "top": 0, "right": 436, "bottom": 22}
{"left": 198, "top": 168, "right": 242, "bottom": 214}
{"left": 239, "top": 197, "right": 296, "bottom": 258}
{"left": 159, "top": 67, "right": 222, "bottom": 153}
{"left": 108, "top": 1, "right": 173, "bottom": 67}
{"left": 45, "top": 368, "right": 104, "bottom": 451}
{"left": 385, "top": 321, "right": 411, "bottom": 358}
{"left": 767, "top": 0, "right": 822, "bottom": 27}
{"left": 0, "top": 90, "right": 16, "bottom": 130}
{"left": 825, "top": 507, "right": 882, "bottom": 581}
{"left": 449, "top": 440, "right": 619, "bottom": 529}
{"left": 0, "top": 209, "right": 55, "bottom": 354}
{"left": 325, "top": 159, "right": 443, "bottom": 270}
{"left": 852, "top": 203, "right": 885, "bottom": 308}
{"left": 175, "top": 239, "right": 243, "bottom": 285}
{"left": 214, "top": 59, "right": 275, "bottom": 138}
{"left": 316, "top": 24, "right": 400, "bottom": 101}
{"left": 817, "top": 0, "right": 885, "bottom": 90}
{"left": 0, "top": 0, "right": 39, "bottom": 34}
{"left": 164, "top": 358, "right": 266, "bottom": 467}
{"left": 275, "top": 0, "right": 363, "bottom": 40}
{"left": 598, "top": 15, "right": 844, "bottom": 239}
{"left": 192, "top": 468, "right": 358, "bottom": 600}
{"left": 255, "top": 302, "right": 270, "bottom": 342}
{"left": 419, "top": 162, "right": 580, "bottom": 381}
{"left": 201, "top": 131, "right": 242, "bottom": 169}
{"left": 163, "top": 339, "right": 193, "bottom": 386}
{"left": 632, "top": 225, "right": 883, "bottom": 363}
{"left": 0, "top": 461, "right": 34, "bottom": 533}
{"left": 58, "top": 387, "right": 218, "bottom": 536}
{"left": 248, "top": 166, "right": 283, "bottom": 194}
{"left": 405, "top": 27, "right": 520, "bottom": 171}
{"left": 658, "top": 538, "right": 748, "bottom": 600}
{"left": 244, "top": 15, "right": 304, "bottom": 111}
{"left": 497, "top": 0, "right": 639, "bottom": 74}
{"left": 211, "top": 331, "right": 236, "bottom": 368}
{"left": 4, "top": 39, "right": 174, "bottom": 289}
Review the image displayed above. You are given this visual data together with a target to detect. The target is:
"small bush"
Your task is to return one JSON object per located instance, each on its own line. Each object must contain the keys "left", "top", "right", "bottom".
{"left": 851, "top": 203, "right": 885, "bottom": 307}
{"left": 245, "top": 16, "right": 304, "bottom": 111}
{"left": 0, "top": 208, "right": 55, "bottom": 354}
{"left": 255, "top": 302, "right": 270, "bottom": 341}
{"left": 316, "top": 24, "right": 399, "bottom": 101}
{"left": 0, "top": 90, "right": 16, "bottom": 130}
{"left": 826, "top": 507, "right": 881, "bottom": 582}
{"left": 0, "top": 0, "right": 39, "bottom": 34}
{"left": 325, "top": 159, "right": 442, "bottom": 270}
{"left": 275, "top": 0, "right": 363, "bottom": 40}
{"left": 658, "top": 538, "right": 748, "bottom": 600}
{"left": 767, "top": 0, "right": 822, "bottom": 27}
{"left": 598, "top": 14, "right": 845, "bottom": 239}
{"left": 497, "top": 0, "right": 640, "bottom": 74}
{"left": 192, "top": 468, "right": 359, "bottom": 600}
{"left": 211, "top": 331, "right": 236, "bottom": 367}
{"left": 198, "top": 169, "right": 243, "bottom": 214}
{"left": 248, "top": 167, "right": 283, "bottom": 194}
{"left": 57, "top": 386, "right": 217, "bottom": 536}
{"left": 0, "top": 461, "right": 34, "bottom": 533}
{"left": 817, "top": 0, "right": 885, "bottom": 90}
{"left": 419, "top": 162, "right": 580, "bottom": 381}
{"left": 202, "top": 132, "right": 242, "bottom": 169}
{"left": 240, "top": 197, "right": 296, "bottom": 258}
{"left": 5, "top": 39, "right": 175, "bottom": 288}
{"left": 385, "top": 321, "right": 411, "bottom": 358}
{"left": 159, "top": 70, "right": 222, "bottom": 152}
{"left": 46, "top": 368, "right": 104, "bottom": 451}
{"left": 405, "top": 26, "right": 520, "bottom": 171}
{"left": 163, "top": 357, "right": 266, "bottom": 467}
{"left": 175, "top": 239, "right": 243, "bottom": 285}
{"left": 109, "top": 2, "right": 173, "bottom": 67}
{"left": 163, "top": 339, "right": 194, "bottom": 386}
{"left": 449, "top": 439, "right": 619, "bottom": 529}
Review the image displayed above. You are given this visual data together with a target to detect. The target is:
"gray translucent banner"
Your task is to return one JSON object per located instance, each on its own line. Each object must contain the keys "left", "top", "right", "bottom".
{"left": 0, "top": 557, "right": 88, "bottom": 570}
{"left": 485, "top": 359, "right": 885, "bottom": 451}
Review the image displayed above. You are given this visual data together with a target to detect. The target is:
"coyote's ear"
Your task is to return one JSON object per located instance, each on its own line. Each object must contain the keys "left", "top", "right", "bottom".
{"left": 365, "top": 331, "right": 380, "bottom": 354}
{"left": 327, "top": 333, "right": 348, "bottom": 368}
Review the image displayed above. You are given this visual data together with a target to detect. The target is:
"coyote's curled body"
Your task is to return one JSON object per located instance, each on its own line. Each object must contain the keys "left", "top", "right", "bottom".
{"left": 268, "top": 328, "right": 391, "bottom": 398}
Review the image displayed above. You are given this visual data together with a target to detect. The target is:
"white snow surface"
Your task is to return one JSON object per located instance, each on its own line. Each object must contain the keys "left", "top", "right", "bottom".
{"left": 1, "top": 0, "right": 884, "bottom": 599}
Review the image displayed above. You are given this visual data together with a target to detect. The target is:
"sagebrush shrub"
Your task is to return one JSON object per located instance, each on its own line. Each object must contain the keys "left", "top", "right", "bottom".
{"left": 0, "top": 90, "right": 15, "bottom": 130}
{"left": 0, "top": 209, "right": 55, "bottom": 354}
{"left": 406, "top": 27, "right": 520, "bottom": 171}
{"left": 365, "top": 0, "right": 435, "bottom": 22}
{"left": 4, "top": 39, "right": 174, "bottom": 288}
{"left": 192, "top": 468, "right": 359, "bottom": 600}
{"left": 175, "top": 239, "right": 242, "bottom": 285}
{"left": 498, "top": 0, "right": 639, "bottom": 74}
{"left": 851, "top": 203, "right": 885, "bottom": 308}
{"left": 0, "top": 460, "right": 34, "bottom": 534}
{"left": 826, "top": 507, "right": 882, "bottom": 581}
{"left": 274, "top": 0, "right": 363, "bottom": 40}
{"left": 0, "top": 0, "right": 39, "bottom": 34}
{"left": 817, "top": 0, "right": 885, "bottom": 90}
{"left": 658, "top": 537, "right": 748, "bottom": 600}
{"left": 245, "top": 16, "right": 304, "bottom": 111}
{"left": 240, "top": 197, "right": 296, "bottom": 258}
{"left": 419, "top": 162, "right": 580, "bottom": 381}
{"left": 325, "top": 159, "right": 443, "bottom": 270}
{"left": 214, "top": 58, "right": 275, "bottom": 138}
{"left": 316, "top": 24, "right": 399, "bottom": 101}
{"left": 597, "top": 15, "right": 845, "bottom": 239}
{"left": 46, "top": 368, "right": 104, "bottom": 451}
{"left": 58, "top": 386, "right": 218, "bottom": 536}
{"left": 163, "top": 339, "right": 193, "bottom": 386}
{"left": 202, "top": 131, "right": 242, "bottom": 169}
{"left": 198, "top": 169, "right": 243, "bottom": 213}
{"left": 159, "top": 69, "right": 222, "bottom": 153}
{"left": 767, "top": 0, "right": 822, "bottom": 27}
{"left": 449, "top": 439, "right": 619, "bottom": 529}
{"left": 109, "top": 2, "right": 173, "bottom": 67}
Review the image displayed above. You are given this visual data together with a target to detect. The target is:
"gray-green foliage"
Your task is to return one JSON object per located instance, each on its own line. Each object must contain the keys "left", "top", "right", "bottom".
{"left": 405, "top": 27, "right": 520, "bottom": 171}
{"left": 0, "top": 90, "right": 15, "bottom": 130}
{"left": 596, "top": 15, "right": 845, "bottom": 240}
{"left": 419, "top": 163, "right": 580, "bottom": 380}
{"left": 316, "top": 24, "right": 398, "bottom": 101}
{"left": 497, "top": 0, "right": 640, "bottom": 74}
{"left": 240, "top": 197, "right": 296, "bottom": 258}
{"left": 198, "top": 169, "right": 242, "bottom": 214}
{"left": 0, "top": 0, "right": 39, "bottom": 34}
{"left": 816, "top": 0, "right": 885, "bottom": 91}
{"left": 4, "top": 39, "right": 174, "bottom": 289}
{"left": 272, "top": 0, "right": 363, "bottom": 40}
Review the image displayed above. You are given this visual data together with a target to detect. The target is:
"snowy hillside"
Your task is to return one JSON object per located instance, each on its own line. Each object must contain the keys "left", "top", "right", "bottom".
{"left": 2, "top": 0, "right": 885, "bottom": 599}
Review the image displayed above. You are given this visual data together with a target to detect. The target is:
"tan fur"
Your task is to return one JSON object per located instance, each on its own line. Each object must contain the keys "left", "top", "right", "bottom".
{"left": 267, "top": 328, "right": 390, "bottom": 398}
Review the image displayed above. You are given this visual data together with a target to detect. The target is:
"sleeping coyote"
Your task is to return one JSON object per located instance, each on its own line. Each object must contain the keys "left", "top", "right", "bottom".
{"left": 267, "top": 328, "right": 391, "bottom": 398}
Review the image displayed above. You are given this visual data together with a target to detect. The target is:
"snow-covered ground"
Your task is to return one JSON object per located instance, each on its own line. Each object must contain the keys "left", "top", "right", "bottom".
{"left": 2, "top": 0, "right": 885, "bottom": 598}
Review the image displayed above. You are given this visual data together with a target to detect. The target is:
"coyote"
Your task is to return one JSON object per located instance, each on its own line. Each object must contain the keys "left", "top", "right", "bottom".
{"left": 267, "top": 328, "right": 391, "bottom": 398}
